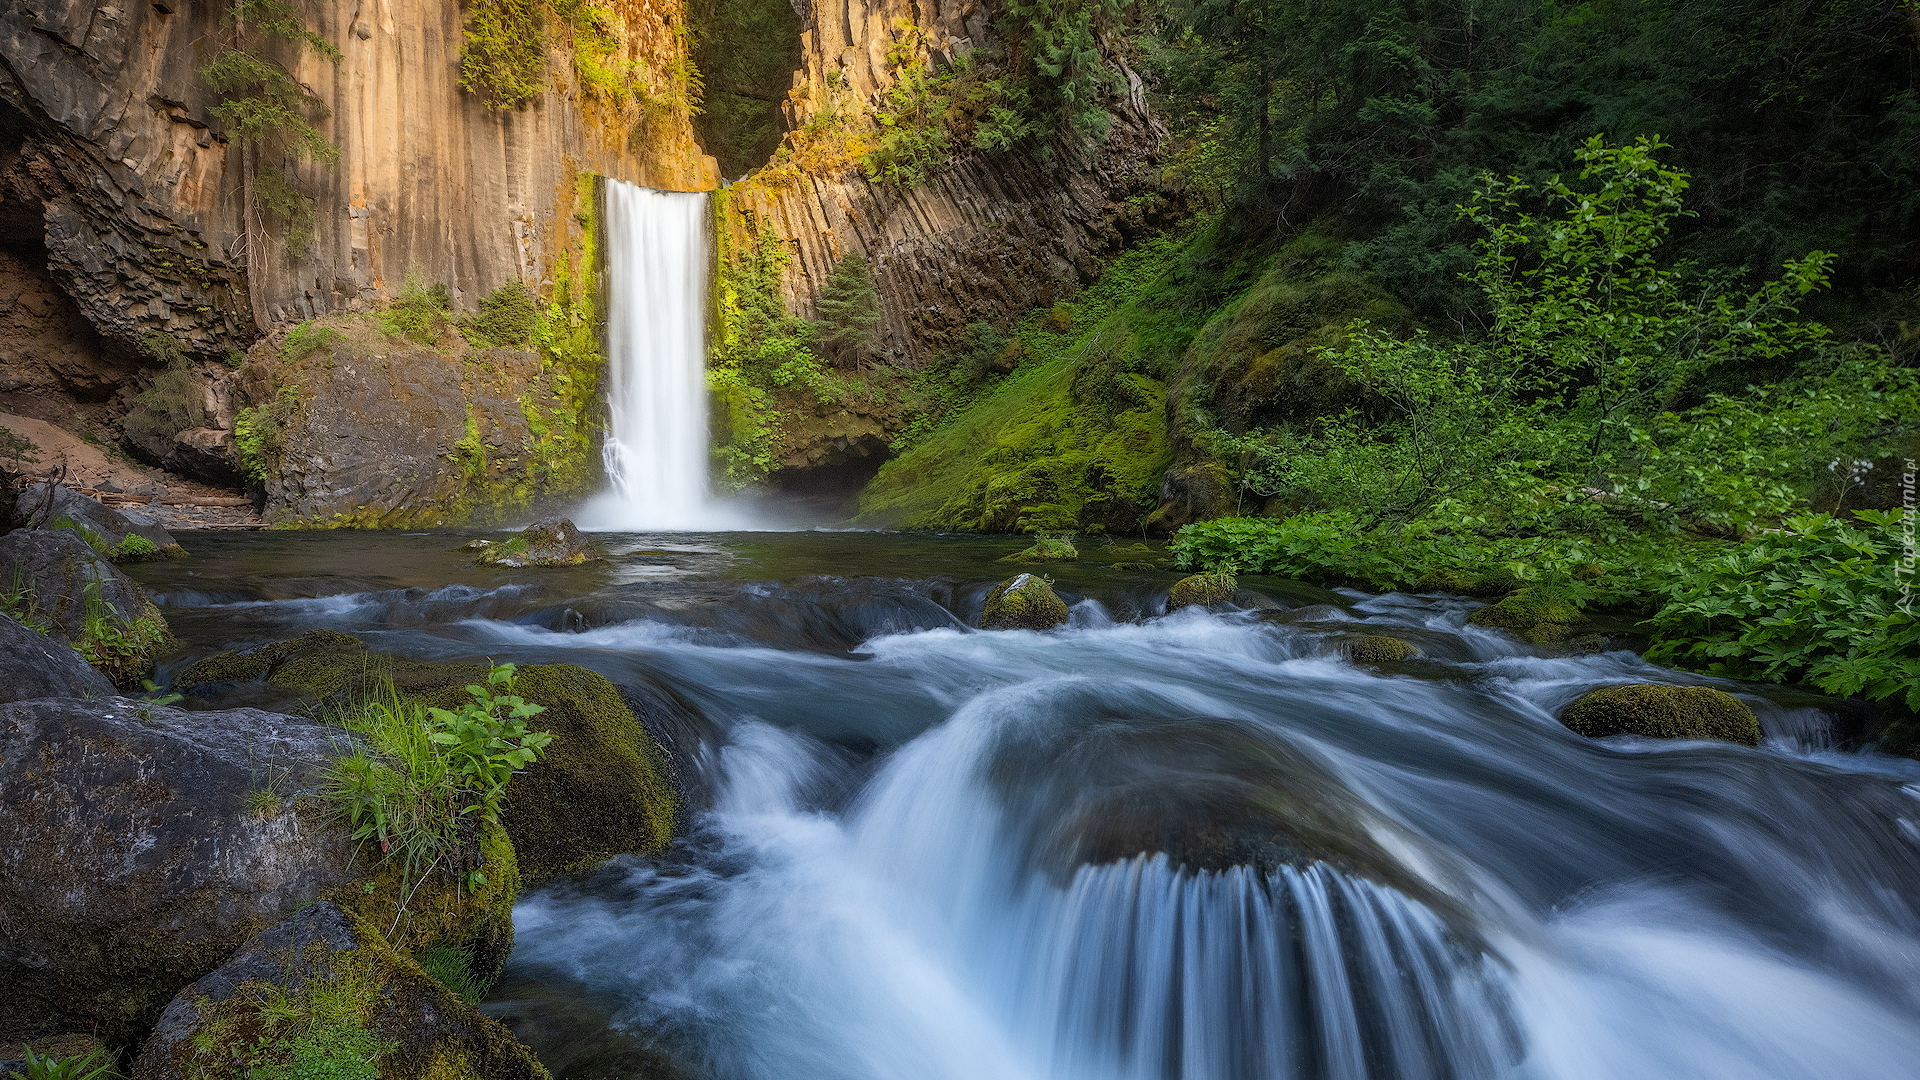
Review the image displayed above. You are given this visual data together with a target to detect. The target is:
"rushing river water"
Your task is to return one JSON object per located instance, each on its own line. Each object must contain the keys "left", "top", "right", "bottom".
{"left": 133, "top": 530, "right": 1920, "bottom": 1080}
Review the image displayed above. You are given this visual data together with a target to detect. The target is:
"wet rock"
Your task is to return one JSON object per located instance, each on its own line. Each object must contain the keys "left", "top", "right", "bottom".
{"left": 0, "top": 612, "right": 114, "bottom": 702}
{"left": 0, "top": 698, "right": 358, "bottom": 1044}
{"left": 1343, "top": 634, "right": 1417, "bottom": 663}
{"left": 1168, "top": 571, "right": 1237, "bottom": 610}
{"left": 981, "top": 573, "right": 1070, "bottom": 630}
{"left": 1560, "top": 684, "right": 1761, "bottom": 746}
{"left": 416, "top": 665, "right": 678, "bottom": 886}
{"left": 1467, "top": 588, "right": 1584, "bottom": 645}
{"left": 180, "top": 633, "right": 678, "bottom": 885}
{"left": 472, "top": 518, "right": 600, "bottom": 568}
{"left": 132, "top": 902, "right": 548, "bottom": 1080}
{"left": 0, "top": 528, "right": 172, "bottom": 686}
{"left": 16, "top": 483, "right": 185, "bottom": 560}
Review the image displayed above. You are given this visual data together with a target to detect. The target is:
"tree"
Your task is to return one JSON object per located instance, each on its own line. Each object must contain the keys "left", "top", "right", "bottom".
{"left": 812, "top": 253, "right": 882, "bottom": 365}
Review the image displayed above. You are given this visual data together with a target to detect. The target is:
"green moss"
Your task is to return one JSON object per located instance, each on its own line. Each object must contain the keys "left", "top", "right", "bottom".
{"left": 1468, "top": 588, "right": 1585, "bottom": 645}
{"left": 417, "top": 664, "right": 676, "bottom": 885}
{"left": 73, "top": 597, "right": 172, "bottom": 689}
{"left": 1559, "top": 684, "right": 1761, "bottom": 746}
{"left": 1002, "top": 533, "right": 1079, "bottom": 563}
{"left": 162, "top": 904, "right": 548, "bottom": 1080}
{"left": 981, "top": 573, "right": 1070, "bottom": 631}
{"left": 1168, "top": 571, "right": 1237, "bottom": 610}
{"left": 860, "top": 237, "right": 1191, "bottom": 534}
{"left": 1344, "top": 634, "right": 1416, "bottom": 663}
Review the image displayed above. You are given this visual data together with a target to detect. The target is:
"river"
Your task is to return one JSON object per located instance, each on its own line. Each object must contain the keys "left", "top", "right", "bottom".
{"left": 130, "top": 529, "right": 1920, "bottom": 1080}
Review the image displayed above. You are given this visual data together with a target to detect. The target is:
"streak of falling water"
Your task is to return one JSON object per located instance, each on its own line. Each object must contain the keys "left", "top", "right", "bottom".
{"left": 579, "top": 180, "right": 726, "bottom": 530}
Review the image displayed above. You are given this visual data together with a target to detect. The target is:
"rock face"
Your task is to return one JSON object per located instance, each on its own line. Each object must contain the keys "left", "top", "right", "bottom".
{"left": 17, "top": 483, "right": 184, "bottom": 559}
{"left": 0, "top": 697, "right": 358, "bottom": 1043}
{"left": 132, "top": 902, "right": 548, "bottom": 1080}
{"left": 240, "top": 322, "right": 591, "bottom": 526}
{"left": 472, "top": 517, "right": 601, "bottom": 568}
{"left": 981, "top": 573, "right": 1070, "bottom": 630}
{"left": 725, "top": 0, "right": 1171, "bottom": 367}
{"left": 1559, "top": 684, "right": 1762, "bottom": 746}
{"left": 0, "top": 527, "right": 171, "bottom": 684}
{"left": 0, "top": 612, "right": 113, "bottom": 701}
{"left": 0, "top": 0, "right": 716, "bottom": 362}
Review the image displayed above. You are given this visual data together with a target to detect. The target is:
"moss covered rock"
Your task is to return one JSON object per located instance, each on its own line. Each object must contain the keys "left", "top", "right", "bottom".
{"left": 179, "top": 634, "right": 679, "bottom": 886}
{"left": 1467, "top": 588, "right": 1584, "bottom": 645}
{"left": 472, "top": 517, "right": 599, "bottom": 568}
{"left": 416, "top": 665, "right": 678, "bottom": 886}
{"left": 1560, "top": 684, "right": 1761, "bottom": 746}
{"left": 0, "top": 529, "right": 173, "bottom": 686}
{"left": 981, "top": 574, "right": 1070, "bottom": 631}
{"left": 1168, "top": 571, "right": 1238, "bottom": 610}
{"left": 0, "top": 698, "right": 359, "bottom": 1044}
{"left": 1002, "top": 535, "right": 1079, "bottom": 563}
{"left": 17, "top": 484, "right": 185, "bottom": 561}
{"left": 1342, "top": 634, "right": 1416, "bottom": 663}
{"left": 132, "top": 902, "right": 548, "bottom": 1080}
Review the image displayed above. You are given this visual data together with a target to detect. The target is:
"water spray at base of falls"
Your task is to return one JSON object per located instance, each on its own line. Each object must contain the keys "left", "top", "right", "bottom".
{"left": 578, "top": 179, "right": 745, "bottom": 531}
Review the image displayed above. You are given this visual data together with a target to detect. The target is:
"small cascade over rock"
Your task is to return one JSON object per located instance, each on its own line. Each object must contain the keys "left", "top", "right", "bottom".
{"left": 581, "top": 180, "right": 719, "bottom": 531}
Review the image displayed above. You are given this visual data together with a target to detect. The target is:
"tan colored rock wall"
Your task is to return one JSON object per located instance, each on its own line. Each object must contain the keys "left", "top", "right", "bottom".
{"left": 0, "top": 0, "right": 719, "bottom": 358}
{"left": 726, "top": 1, "right": 1169, "bottom": 367}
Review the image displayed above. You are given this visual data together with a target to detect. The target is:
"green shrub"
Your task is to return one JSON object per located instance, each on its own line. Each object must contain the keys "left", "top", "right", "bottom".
{"left": 459, "top": 0, "right": 548, "bottom": 109}
{"left": 812, "top": 253, "right": 882, "bottom": 365}
{"left": 124, "top": 366, "right": 206, "bottom": 441}
{"left": 378, "top": 276, "right": 452, "bottom": 345}
{"left": 460, "top": 281, "right": 539, "bottom": 349}
{"left": 281, "top": 321, "right": 342, "bottom": 362}
{"left": 325, "top": 664, "right": 553, "bottom": 886}
{"left": 1647, "top": 510, "right": 1920, "bottom": 710}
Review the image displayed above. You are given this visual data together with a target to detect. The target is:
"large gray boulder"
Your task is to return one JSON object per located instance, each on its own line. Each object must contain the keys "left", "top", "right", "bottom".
{"left": 0, "top": 612, "right": 113, "bottom": 702}
{"left": 0, "top": 697, "right": 358, "bottom": 1044}
{"left": 15, "top": 484, "right": 184, "bottom": 560}
{"left": 0, "top": 529, "right": 172, "bottom": 685}
{"left": 132, "top": 903, "right": 548, "bottom": 1080}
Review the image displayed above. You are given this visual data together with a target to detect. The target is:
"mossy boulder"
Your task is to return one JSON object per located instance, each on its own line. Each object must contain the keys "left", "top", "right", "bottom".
{"left": 981, "top": 574, "right": 1070, "bottom": 630}
{"left": 132, "top": 902, "right": 548, "bottom": 1080}
{"left": 17, "top": 484, "right": 185, "bottom": 561}
{"left": 1168, "top": 571, "right": 1238, "bottom": 610}
{"left": 1560, "top": 684, "right": 1761, "bottom": 746}
{"left": 1002, "top": 535, "right": 1079, "bottom": 563}
{"left": 0, "top": 698, "right": 360, "bottom": 1044}
{"left": 334, "top": 821, "right": 522, "bottom": 991}
{"left": 415, "top": 664, "right": 677, "bottom": 885}
{"left": 1342, "top": 634, "right": 1417, "bottom": 663}
{"left": 179, "top": 634, "right": 679, "bottom": 886}
{"left": 0, "top": 529, "right": 173, "bottom": 686}
{"left": 1467, "top": 588, "right": 1584, "bottom": 645}
{"left": 1415, "top": 566, "right": 1523, "bottom": 597}
{"left": 0, "top": 612, "right": 114, "bottom": 702}
{"left": 471, "top": 517, "right": 599, "bottom": 568}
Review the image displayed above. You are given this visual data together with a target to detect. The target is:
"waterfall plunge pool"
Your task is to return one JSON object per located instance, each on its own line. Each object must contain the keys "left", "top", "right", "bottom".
{"left": 131, "top": 529, "right": 1920, "bottom": 1080}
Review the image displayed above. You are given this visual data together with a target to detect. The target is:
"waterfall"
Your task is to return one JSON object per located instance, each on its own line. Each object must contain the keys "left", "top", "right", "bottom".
{"left": 582, "top": 179, "right": 715, "bottom": 530}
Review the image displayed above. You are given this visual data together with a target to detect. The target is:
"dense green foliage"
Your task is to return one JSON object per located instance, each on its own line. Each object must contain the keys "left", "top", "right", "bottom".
{"left": 1648, "top": 511, "right": 1919, "bottom": 711}
{"left": 685, "top": 0, "right": 802, "bottom": 175}
{"left": 325, "top": 665, "right": 552, "bottom": 887}
{"left": 459, "top": 281, "right": 539, "bottom": 349}
{"left": 1147, "top": 0, "right": 1920, "bottom": 330}
{"left": 812, "top": 253, "right": 882, "bottom": 365}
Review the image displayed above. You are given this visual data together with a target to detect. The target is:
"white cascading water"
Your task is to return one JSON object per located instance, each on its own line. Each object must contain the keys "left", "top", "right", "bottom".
{"left": 579, "top": 180, "right": 719, "bottom": 531}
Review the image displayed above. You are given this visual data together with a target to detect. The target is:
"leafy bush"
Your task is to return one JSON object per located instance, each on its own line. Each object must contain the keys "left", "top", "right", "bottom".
{"left": 378, "top": 276, "right": 452, "bottom": 345}
{"left": 281, "top": 320, "right": 343, "bottom": 362}
{"left": 458, "top": 0, "right": 548, "bottom": 109}
{"left": 460, "top": 281, "right": 539, "bottom": 349}
{"left": 1648, "top": 511, "right": 1920, "bottom": 710}
{"left": 325, "top": 664, "right": 552, "bottom": 884}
